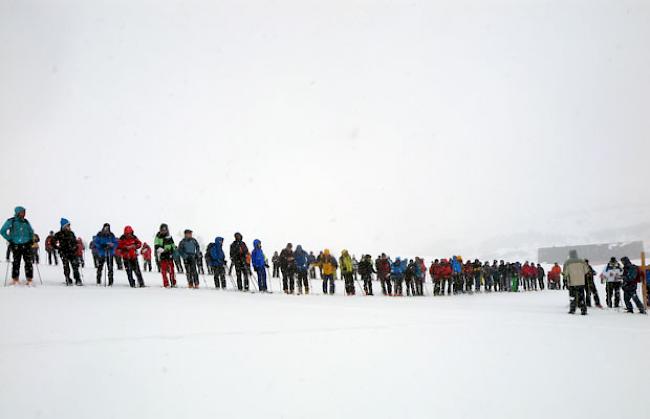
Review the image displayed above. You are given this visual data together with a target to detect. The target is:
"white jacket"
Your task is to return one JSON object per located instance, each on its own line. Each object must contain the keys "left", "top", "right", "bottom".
{"left": 601, "top": 266, "right": 622, "bottom": 283}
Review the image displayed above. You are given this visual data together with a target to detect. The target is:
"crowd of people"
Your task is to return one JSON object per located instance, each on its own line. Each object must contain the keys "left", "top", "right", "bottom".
{"left": 2, "top": 206, "right": 648, "bottom": 315}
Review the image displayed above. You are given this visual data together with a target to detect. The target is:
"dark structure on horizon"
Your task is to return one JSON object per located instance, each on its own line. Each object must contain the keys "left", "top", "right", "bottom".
{"left": 538, "top": 241, "right": 644, "bottom": 265}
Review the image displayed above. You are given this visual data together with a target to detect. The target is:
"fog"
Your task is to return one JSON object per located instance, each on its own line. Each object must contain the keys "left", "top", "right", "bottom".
{"left": 1, "top": 0, "right": 649, "bottom": 259}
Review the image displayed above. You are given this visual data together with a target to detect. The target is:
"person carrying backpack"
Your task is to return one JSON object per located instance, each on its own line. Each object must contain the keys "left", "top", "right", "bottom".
{"left": 209, "top": 237, "right": 227, "bottom": 289}
{"left": 54, "top": 218, "right": 82, "bottom": 286}
{"left": 118, "top": 226, "right": 145, "bottom": 288}
{"left": 1, "top": 206, "right": 34, "bottom": 286}
{"left": 178, "top": 229, "right": 201, "bottom": 288}
{"left": 92, "top": 223, "right": 118, "bottom": 286}
{"left": 620, "top": 257, "right": 647, "bottom": 314}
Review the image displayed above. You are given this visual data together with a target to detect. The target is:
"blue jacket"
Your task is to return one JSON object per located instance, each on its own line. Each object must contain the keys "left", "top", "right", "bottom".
{"left": 294, "top": 245, "right": 309, "bottom": 272}
{"left": 391, "top": 258, "right": 405, "bottom": 276}
{"left": 251, "top": 239, "right": 266, "bottom": 269}
{"left": 209, "top": 237, "right": 226, "bottom": 267}
{"left": 178, "top": 237, "right": 200, "bottom": 259}
{"left": 451, "top": 257, "right": 462, "bottom": 274}
{"left": 1, "top": 207, "right": 33, "bottom": 245}
{"left": 92, "top": 232, "right": 118, "bottom": 257}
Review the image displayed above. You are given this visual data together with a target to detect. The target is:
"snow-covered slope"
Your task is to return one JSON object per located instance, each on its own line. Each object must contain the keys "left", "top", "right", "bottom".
{"left": 0, "top": 262, "right": 647, "bottom": 419}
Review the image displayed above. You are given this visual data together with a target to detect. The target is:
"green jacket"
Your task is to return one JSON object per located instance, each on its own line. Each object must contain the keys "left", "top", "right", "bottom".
{"left": 154, "top": 233, "right": 176, "bottom": 261}
{"left": 339, "top": 251, "right": 353, "bottom": 273}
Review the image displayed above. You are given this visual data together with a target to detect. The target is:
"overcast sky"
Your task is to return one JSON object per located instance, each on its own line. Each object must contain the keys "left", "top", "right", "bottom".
{"left": 1, "top": 0, "right": 649, "bottom": 258}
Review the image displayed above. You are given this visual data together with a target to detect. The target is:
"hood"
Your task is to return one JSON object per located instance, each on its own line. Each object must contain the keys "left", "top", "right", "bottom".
{"left": 124, "top": 225, "right": 134, "bottom": 235}
{"left": 323, "top": 249, "right": 330, "bottom": 256}
{"left": 14, "top": 206, "right": 25, "bottom": 216}
{"left": 296, "top": 245, "right": 303, "bottom": 253}
{"left": 253, "top": 239, "right": 261, "bottom": 248}
{"left": 569, "top": 250, "right": 578, "bottom": 259}
{"left": 342, "top": 249, "right": 349, "bottom": 256}
{"left": 215, "top": 237, "right": 224, "bottom": 246}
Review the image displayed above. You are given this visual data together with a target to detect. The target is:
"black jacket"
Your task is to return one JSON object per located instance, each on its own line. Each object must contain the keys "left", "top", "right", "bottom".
{"left": 54, "top": 229, "right": 77, "bottom": 258}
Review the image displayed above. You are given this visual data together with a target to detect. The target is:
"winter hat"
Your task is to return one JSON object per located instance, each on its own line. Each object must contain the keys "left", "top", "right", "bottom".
{"left": 569, "top": 250, "right": 578, "bottom": 259}
{"left": 102, "top": 223, "right": 111, "bottom": 231}
{"left": 160, "top": 223, "right": 168, "bottom": 231}
{"left": 14, "top": 206, "right": 25, "bottom": 216}
{"left": 184, "top": 229, "right": 192, "bottom": 234}
{"left": 60, "top": 218, "right": 70, "bottom": 228}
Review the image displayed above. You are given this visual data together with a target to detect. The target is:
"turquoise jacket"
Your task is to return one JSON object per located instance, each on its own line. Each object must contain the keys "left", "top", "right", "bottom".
{"left": 1, "top": 207, "right": 34, "bottom": 245}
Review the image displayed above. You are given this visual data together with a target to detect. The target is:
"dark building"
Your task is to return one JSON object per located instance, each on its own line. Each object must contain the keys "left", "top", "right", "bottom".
{"left": 538, "top": 241, "right": 644, "bottom": 265}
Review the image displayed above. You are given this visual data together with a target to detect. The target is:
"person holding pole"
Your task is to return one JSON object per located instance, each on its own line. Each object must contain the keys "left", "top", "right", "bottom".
{"left": 1, "top": 206, "right": 34, "bottom": 286}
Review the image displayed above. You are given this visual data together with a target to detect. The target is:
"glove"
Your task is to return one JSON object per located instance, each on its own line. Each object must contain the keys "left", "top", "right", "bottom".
{"left": 156, "top": 248, "right": 164, "bottom": 258}
{"left": 265, "top": 264, "right": 270, "bottom": 268}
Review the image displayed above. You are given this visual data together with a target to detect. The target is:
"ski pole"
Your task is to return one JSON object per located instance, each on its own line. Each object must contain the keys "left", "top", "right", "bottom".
{"left": 267, "top": 267, "right": 273, "bottom": 292}
{"left": 3, "top": 259, "right": 10, "bottom": 287}
{"left": 250, "top": 270, "right": 259, "bottom": 292}
{"left": 354, "top": 276, "right": 365, "bottom": 296}
{"left": 35, "top": 262, "right": 43, "bottom": 285}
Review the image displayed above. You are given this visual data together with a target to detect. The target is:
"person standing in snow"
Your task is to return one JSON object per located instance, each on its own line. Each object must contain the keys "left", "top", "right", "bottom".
{"left": 294, "top": 245, "right": 310, "bottom": 295}
{"left": 172, "top": 248, "right": 184, "bottom": 274}
{"left": 89, "top": 238, "right": 99, "bottom": 269}
{"left": 209, "top": 237, "right": 227, "bottom": 288}
{"left": 196, "top": 249, "right": 205, "bottom": 275}
{"left": 376, "top": 253, "right": 392, "bottom": 295}
{"left": 317, "top": 249, "right": 338, "bottom": 294}
{"left": 279, "top": 243, "right": 296, "bottom": 294}
{"left": 308, "top": 251, "right": 317, "bottom": 279}
{"left": 1, "top": 206, "right": 35, "bottom": 286}
{"left": 602, "top": 257, "right": 623, "bottom": 308}
{"left": 118, "top": 226, "right": 145, "bottom": 288}
{"left": 229, "top": 232, "right": 250, "bottom": 291}
{"left": 31, "top": 233, "right": 40, "bottom": 264}
{"left": 251, "top": 239, "right": 268, "bottom": 292}
{"left": 583, "top": 260, "right": 602, "bottom": 308}
{"left": 178, "top": 229, "right": 201, "bottom": 288}
{"left": 45, "top": 230, "right": 58, "bottom": 265}
{"left": 563, "top": 250, "right": 589, "bottom": 315}
{"left": 352, "top": 255, "right": 359, "bottom": 281}
{"left": 154, "top": 223, "right": 177, "bottom": 288}
{"left": 405, "top": 259, "right": 417, "bottom": 296}
{"left": 271, "top": 251, "right": 280, "bottom": 278}
{"left": 54, "top": 218, "right": 83, "bottom": 286}
{"left": 536, "top": 263, "right": 545, "bottom": 290}
{"left": 620, "top": 257, "right": 646, "bottom": 314}
{"left": 358, "top": 254, "right": 375, "bottom": 295}
{"left": 141, "top": 242, "right": 153, "bottom": 272}
{"left": 92, "top": 223, "right": 118, "bottom": 286}
{"left": 339, "top": 250, "right": 355, "bottom": 295}
{"left": 75, "top": 237, "right": 85, "bottom": 268}
{"left": 450, "top": 256, "right": 462, "bottom": 294}
{"left": 391, "top": 257, "right": 405, "bottom": 296}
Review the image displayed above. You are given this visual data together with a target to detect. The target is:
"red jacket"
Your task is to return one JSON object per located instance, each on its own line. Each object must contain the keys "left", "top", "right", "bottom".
{"left": 141, "top": 244, "right": 152, "bottom": 261}
{"left": 522, "top": 264, "right": 535, "bottom": 278}
{"left": 117, "top": 226, "right": 142, "bottom": 260}
{"left": 438, "top": 262, "right": 452, "bottom": 278}
{"left": 75, "top": 239, "right": 84, "bottom": 257}
{"left": 377, "top": 259, "right": 391, "bottom": 276}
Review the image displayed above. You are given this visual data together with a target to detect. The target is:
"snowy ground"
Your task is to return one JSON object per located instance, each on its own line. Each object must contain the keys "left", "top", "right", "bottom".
{"left": 0, "top": 262, "right": 648, "bottom": 419}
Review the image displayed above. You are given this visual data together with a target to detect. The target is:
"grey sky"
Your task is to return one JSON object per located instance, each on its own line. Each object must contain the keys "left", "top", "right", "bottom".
{"left": 1, "top": 0, "right": 649, "bottom": 259}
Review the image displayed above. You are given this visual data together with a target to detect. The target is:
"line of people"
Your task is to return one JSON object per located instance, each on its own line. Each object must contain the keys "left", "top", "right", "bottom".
{"left": 2, "top": 207, "right": 648, "bottom": 315}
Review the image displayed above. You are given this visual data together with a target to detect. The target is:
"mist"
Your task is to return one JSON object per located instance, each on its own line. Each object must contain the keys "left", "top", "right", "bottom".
{"left": 1, "top": 0, "right": 649, "bottom": 259}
